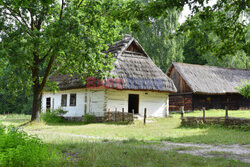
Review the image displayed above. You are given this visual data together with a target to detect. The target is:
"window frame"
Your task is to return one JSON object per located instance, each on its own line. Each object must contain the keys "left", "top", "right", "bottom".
{"left": 46, "top": 97, "right": 51, "bottom": 110}
{"left": 61, "top": 94, "right": 67, "bottom": 107}
{"left": 70, "top": 93, "right": 77, "bottom": 106}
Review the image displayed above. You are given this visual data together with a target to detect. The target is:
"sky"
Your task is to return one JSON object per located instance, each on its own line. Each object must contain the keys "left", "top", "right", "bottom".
{"left": 178, "top": 0, "right": 217, "bottom": 24}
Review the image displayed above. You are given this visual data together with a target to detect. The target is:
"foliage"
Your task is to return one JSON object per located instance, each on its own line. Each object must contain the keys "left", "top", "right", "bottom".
{"left": 127, "top": 6, "right": 184, "bottom": 70}
{"left": 179, "top": 11, "right": 249, "bottom": 69}
{"left": 41, "top": 109, "right": 68, "bottom": 124}
{"left": 136, "top": 0, "right": 249, "bottom": 61}
{"left": 83, "top": 113, "right": 96, "bottom": 124}
{"left": 182, "top": 38, "right": 207, "bottom": 65}
{"left": 0, "top": 0, "right": 129, "bottom": 121}
{"left": 0, "top": 125, "right": 63, "bottom": 167}
{"left": 236, "top": 81, "right": 250, "bottom": 99}
{"left": 0, "top": 91, "right": 32, "bottom": 115}
{"left": 53, "top": 108, "right": 68, "bottom": 115}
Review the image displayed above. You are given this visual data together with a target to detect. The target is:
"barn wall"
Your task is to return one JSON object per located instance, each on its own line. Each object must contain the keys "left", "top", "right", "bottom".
{"left": 168, "top": 66, "right": 192, "bottom": 93}
{"left": 42, "top": 89, "right": 105, "bottom": 117}
{"left": 106, "top": 90, "right": 169, "bottom": 117}
{"left": 169, "top": 94, "right": 193, "bottom": 112}
{"left": 192, "top": 94, "right": 250, "bottom": 110}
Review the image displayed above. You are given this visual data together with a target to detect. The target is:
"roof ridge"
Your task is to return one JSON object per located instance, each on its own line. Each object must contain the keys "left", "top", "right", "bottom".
{"left": 173, "top": 62, "right": 250, "bottom": 71}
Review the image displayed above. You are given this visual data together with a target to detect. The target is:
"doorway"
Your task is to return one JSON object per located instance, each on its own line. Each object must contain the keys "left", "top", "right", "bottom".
{"left": 128, "top": 94, "right": 139, "bottom": 114}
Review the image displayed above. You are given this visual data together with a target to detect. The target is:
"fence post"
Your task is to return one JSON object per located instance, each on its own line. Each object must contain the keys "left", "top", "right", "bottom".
{"left": 122, "top": 108, "right": 124, "bottom": 122}
{"left": 144, "top": 108, "right": 147, "bottom": 125}
{"left": 202, "top": 107, "right": 206, "bottom": 122}
{"left": 108, "top": 108, "right": 110, "bottom": 121}
{"left": 132, "top": 109, "right": 134, "bottom": 121}
{"left": 180, "top": 106, "right": 184, "bottom": 119}
{"left": 115, "top": 108, "right": 117, "bottom": 122}
{"left": 225, "top": 106, "right": 228, "bottom": 118}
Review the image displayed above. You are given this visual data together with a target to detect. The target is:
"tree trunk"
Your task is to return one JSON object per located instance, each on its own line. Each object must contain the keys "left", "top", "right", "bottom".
{"left": 31, "top": 85, "right": 42, "bottom": 122}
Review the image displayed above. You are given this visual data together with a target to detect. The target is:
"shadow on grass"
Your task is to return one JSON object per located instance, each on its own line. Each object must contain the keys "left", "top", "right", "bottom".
{"left": 43, "top": 121, "right": 132, "bottom": 126}
{"left": 160, "top": 125, "right": 250, "bottom": 145}
{"left": 176, "top": 123, "right": 250, "bottom": 131}
{"left": 102, "top": 121, "right": 133, "bottom": 126}
{"left": 44, "top": 121, "right": 88, "bottom": 126}
{"left": 2, "top": 118, "right": 29, "bottom": 124}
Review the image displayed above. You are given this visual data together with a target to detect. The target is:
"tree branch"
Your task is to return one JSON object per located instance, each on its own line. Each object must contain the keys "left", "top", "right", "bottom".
{"left": 77, "top": 0, "right": 84, "bottom": 8}
{"left": 5, "top": 6, "right": 30, "bottom": 29}
{"left": 2, "top": 11, "right": 32, "bottom": 36}
{"left": 59, "top": 0, "right": 64, "bottom": 20}
{"left": 39, "top": 54, "right": 55, "bottom": 91}
{"left": 39, "top": 47, "right": 53, "bottom": 63}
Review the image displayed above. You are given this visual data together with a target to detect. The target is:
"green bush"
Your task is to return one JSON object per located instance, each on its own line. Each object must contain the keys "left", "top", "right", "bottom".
{"left": 83, "top": 114, "right": 96, "bottom": 124}
{"left": 41, "top": 108, "right": 68, "bottom": 124}
{"left": 0, "top": 124, "right": 64, "bottom": 167}
{"left": 236, "top": 80, "right": 250, "bottom": 98}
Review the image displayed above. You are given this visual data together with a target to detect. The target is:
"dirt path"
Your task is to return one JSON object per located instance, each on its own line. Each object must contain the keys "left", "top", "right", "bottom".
{"left": 27, "top": 131, "right": 250, "bottom": 163}
{"left": 152, "top": 141, "right": 250, "bottom": 163}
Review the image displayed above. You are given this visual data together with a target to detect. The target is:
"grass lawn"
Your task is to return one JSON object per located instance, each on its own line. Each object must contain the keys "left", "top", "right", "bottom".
{"left": 178, "top": 109, "right": 250, "bottom": 118}
{"left": 1, "top": 110, "right": 249, "bottom": 145}
{"left": 52, "top": 140, "right": 249, "bottom": 167}
{"left": 1, "top": 110, "right": 249, "bottom": 166}
{"left": 0, "top": 114, "right": 30, "bottom": 126}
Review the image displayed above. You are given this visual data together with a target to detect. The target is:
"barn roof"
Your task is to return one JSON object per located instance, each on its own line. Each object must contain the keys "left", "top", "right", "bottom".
{"left": 50, "top": 35, "right": 177, "bottom": 92}
{"left": 167, "top": 62, "right": 250, "bottom": 94}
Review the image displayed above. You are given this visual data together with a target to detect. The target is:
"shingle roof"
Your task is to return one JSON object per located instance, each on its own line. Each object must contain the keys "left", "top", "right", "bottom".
{"left": 49, "top": 35, "right": 177, "bottom": 92}
{"left": 167, "top": 62, "right": 250, "bottom": 94}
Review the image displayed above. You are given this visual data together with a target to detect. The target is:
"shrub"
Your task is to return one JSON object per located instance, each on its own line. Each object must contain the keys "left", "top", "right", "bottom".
{"left": 41, "top": 108, "right": 68, "bottom": 124}
{"left": 83, "top": 114, "right": 96, "bottom": 124}
{"left": 0, "top": 124, "right": 64, "bottom": 167}
{"left": 236, "top": 80, "right": 250, "bottom": 98}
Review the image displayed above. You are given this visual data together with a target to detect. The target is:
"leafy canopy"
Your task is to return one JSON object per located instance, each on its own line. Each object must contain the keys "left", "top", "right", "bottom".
{"left": 0, "top": 0, "right": 126, "bottom": 92}
{"left": 0, "top": 0, "right": 133, "bottom": 120}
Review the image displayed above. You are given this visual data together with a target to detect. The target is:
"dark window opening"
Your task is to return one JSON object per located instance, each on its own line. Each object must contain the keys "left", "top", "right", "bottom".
{"left": 46, "top": 97, "right": 51, "bottom": 110}
{"left": 61, "top": 94, "right": 67, "bottom": 107}
{"left": 70, "top": 94, "right": 76, "bottom": 106}
{"left": 128, "top": 94, "right": 139, "bottom": 114}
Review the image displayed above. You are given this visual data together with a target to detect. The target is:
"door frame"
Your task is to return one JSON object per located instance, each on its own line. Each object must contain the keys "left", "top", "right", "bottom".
{"left": 128, "top": 94, "right": 139, "bottom": 114}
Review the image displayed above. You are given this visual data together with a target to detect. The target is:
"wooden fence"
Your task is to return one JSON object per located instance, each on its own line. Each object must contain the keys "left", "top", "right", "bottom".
{"left": 103, "top": 109, "right": 134, "bottom": 122}
{"left": 180, "top": 106, "right": 250, "bottom": 129}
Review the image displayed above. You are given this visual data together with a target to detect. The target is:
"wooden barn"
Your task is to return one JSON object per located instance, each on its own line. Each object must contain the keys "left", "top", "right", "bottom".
{"left": 166, "top": 62, "right": 250, "bottom": 111}
{"left": 41, "top": 35, "right": 177, "bottom": 118}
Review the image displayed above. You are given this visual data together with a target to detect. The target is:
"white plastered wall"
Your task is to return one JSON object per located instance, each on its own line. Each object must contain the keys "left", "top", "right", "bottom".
{"left": 106, "top": 89, "right": 169, "bottom": 117}
{"left": 41, "top": 89, "right": 169, "bottom": 117}
{"left": 41, "top": 89, "right": 105, "bottom": 117}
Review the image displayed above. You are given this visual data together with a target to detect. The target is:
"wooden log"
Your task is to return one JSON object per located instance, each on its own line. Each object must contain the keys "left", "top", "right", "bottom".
{"left": 122, "top": 108, "right": 124, "bottom": 122}
{"left": 132, "top": 109, "right": 134, "bottom": 121}
{"left": 108, "top": 108, "right": 110, "bottom": 121}
{"left": 180, "top": 106, "right": 184, "bottom": 118}
{"left": 202, "top": 107, "right": 206, "bottom": 122}
{"left": 144, "top": 108, "right": 147, "bottom": 125}
{"left": 115, "top": 108, "right": 117, "bottom": 121}
{"left": 225, "top": 106, "right": 228, "bottom": 118}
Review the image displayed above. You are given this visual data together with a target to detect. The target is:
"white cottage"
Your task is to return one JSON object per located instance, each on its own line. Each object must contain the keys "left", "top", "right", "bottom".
{"left": 41, "top": 35, "right": 177, "bottom": 118}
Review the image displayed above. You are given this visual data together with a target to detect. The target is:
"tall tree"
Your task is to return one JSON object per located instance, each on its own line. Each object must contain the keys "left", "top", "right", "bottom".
{"left": 124, "top": 0, "right": 249, "bottom": 62}
{"left": 182, "top": 38, "right": 207, "bottom": 65}
{"left": 180, "top": 10, "right": 249, "bottom": 69}
{"left": 130, "top": 9, "right": 185, "bottom": 71}
{"left": 0, "top": 0, "right": 126, "bottom": 121}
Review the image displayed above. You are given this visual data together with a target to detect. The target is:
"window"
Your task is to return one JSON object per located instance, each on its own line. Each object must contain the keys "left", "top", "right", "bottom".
{"left": 61, "top": 94, "right": 67, "bottom": 107}
{"left": 46, "top": 97, "right": 51, "bottom": 110}
{"left": 70, "top": 94, "right": 76, "bottom": 106}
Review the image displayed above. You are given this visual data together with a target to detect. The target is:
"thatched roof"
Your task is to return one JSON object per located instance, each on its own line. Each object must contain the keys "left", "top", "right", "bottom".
{"left": 49, "top": 35, "right": 177, "bottom": 92}
{"left": 167, "top": 62, "right": 250, "bottom": 94}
